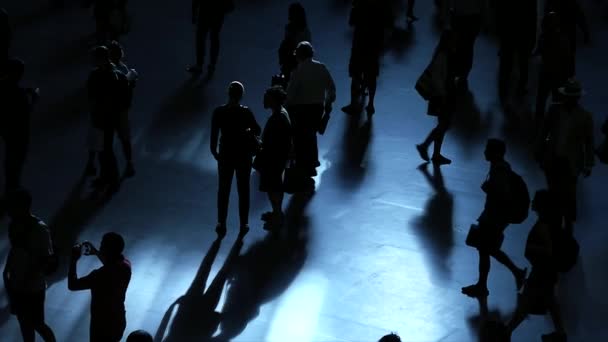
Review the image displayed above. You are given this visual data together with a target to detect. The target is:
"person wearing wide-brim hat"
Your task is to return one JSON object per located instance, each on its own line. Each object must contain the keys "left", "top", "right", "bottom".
{"left": 536, "top": 78, "right": 595, "bottom": 233}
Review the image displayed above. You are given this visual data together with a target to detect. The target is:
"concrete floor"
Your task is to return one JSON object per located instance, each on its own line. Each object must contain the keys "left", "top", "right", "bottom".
{"left": 1, "top": 0, "right": 608, "bottom": 341}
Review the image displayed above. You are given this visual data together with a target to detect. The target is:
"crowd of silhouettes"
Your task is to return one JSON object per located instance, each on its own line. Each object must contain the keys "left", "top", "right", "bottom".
{"left": 1, "top": 1, "right": 607, "bottom": 341}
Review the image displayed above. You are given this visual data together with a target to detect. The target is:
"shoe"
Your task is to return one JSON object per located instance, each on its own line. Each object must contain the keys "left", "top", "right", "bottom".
{"left": 239, "top": 224, "right": 250, "bottom": 237}
{"left": 85, "top": 163, "right": 97, "bottom": 177}
{"left": 124, "top": 162, "right": 135, "bottom": 178}
{"left": 186, "top": 65, "right": 203, "bottom": 74}
{"left": 432, "top": 154, "right": 452, "bottom": 165}
{"left": 366, "top": 104, "right": 375, "bottom": 116}
{"left": 461, "top": 284, "right": 489, "bottom": 298}
{"left": 515, "top": 267, "right": 527, "bottom": 291}
{"left": 341, "top": 104, "right": 359, "bottom": 115}
{"left": 215, "top": 223, "right": 227, "bottom": 237}
{"left": 416, "top": 144, "right": 430, "bottom": 162}
{"left": 541, "top": 332, "right": 567, "bottom": 342}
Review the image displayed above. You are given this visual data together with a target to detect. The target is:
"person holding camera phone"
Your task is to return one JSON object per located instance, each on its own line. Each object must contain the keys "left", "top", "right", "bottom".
{"left": 68, "top": 232, "right": 131, "bottom": 342}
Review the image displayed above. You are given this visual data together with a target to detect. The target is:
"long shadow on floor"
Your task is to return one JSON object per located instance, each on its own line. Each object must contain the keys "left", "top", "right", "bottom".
{"left": 154, "top": 237, "right": 244, "bottom": 342}
{"left": 336, "top": 113, "right": 373, "bottom": 189}
{"left": 213, "top": 192, "right": 312, "bottom": 340}
{"left": 411, "top": 163, "right": 454, "bottom": 283}
{"left": 45, "top": 178, "right": 112, "bottom": 287}
{"left": 450, "top": 90, "right": 492, "bottom": 160}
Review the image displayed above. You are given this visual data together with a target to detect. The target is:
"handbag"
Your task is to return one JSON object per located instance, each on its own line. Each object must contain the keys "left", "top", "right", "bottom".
{"left": 415, "top": 49, "right": 448, "bottom": 101}
{"left": 465, "top": 224, "right": 482, "bottom": 248}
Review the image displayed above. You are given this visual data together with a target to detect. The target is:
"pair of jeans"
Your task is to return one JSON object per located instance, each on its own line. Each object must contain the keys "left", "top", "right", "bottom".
{"left": 217, "top": 157, "right": 252, "bottom": 227}
{"left": 451, "top": 14, "right": 481, "bottom": 80}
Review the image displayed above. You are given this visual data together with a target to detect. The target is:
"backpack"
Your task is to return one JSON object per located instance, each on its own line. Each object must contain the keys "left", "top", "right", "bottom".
{"left": 553, "top": 229, "right": 579, "bottom": 273}
{"left": 506, "top": 170, "right": 530, "bottom": 224}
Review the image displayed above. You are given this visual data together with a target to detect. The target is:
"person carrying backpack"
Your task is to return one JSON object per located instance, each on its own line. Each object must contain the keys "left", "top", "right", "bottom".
{"left": 462, "top": 139, "right": 528, "bottom": 299}
{"left": 3, "top": 189, "right": 57, "bottom": 342}
{"left": 495, "top": 190, "right": 568, "bottom": 342}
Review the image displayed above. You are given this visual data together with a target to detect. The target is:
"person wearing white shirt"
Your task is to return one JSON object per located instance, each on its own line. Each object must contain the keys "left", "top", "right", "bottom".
{"left": 286, "top": 42, "right": 336, "bottom": 181}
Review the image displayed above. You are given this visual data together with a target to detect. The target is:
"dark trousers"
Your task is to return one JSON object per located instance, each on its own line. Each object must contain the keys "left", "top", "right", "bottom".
{"left": 90, "top": 315, "right": 126, "bottom": 342}
{"left": 217, "top": 157, "right": 252, "bottom": 227}
{"left": 195, "top": 15, "right": 225, "bottom": 67}
{"left": 544, "top": 158, "right": 578, "bottom": 225}
{"left": 11, "top": 290, "right": 56, "bottom": 342}
{"left": 451, "top": 14, "right": 481, "bottom": 80}
{"left": 100, "top": 127, "right": 119, "bottom": 185}
{"left": 2, "top": 135, "right": 28, "bottom": 193}
{"left": 287, "top": 104, "right": 324, "bottom": 175}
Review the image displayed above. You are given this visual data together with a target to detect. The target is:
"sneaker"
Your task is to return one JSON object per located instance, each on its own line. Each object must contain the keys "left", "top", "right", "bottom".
{"left": 432, "top": 154, "right": 452, "bottom": 165}
{"left": 124, "top": 162, "right": 135, "bottom": 178}
{"left": 215, "top": 223, "right": 227, "bottom": 237}
{"left": 461, "top": 284, "right": 489, "bottom": 298}
{"left": 416, "top": 144, "right": 430, "bottom": 162}
{"left": 186, "top": 65, "right": 203, "bottom": 74}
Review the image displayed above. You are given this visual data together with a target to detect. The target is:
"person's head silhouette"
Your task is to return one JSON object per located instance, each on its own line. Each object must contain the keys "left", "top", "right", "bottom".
{"left": 126, "top": 330, "right": 153, "bottom": 342}
{"left": 99, "top": 232, "right": 125, "bottom": 263}
{"left": 108, "top": 40, "right": 125, "bottom": 63}
{"left": 91, "top": 45, "right": 110, "bottom": 67}
{"left": 484, "top": 138, "right": 506, "bottom": 162}
{"left": 228, "top": 81, "right": 244, "bottom": 103}
{"left": 378, "top": 333, "right": 402, "bottom": 342}
{"left": 264, "top": 85, "right": 287, "bottom": 110}
{"left": 295, "top": 41, "right": 314, "bottom": 63}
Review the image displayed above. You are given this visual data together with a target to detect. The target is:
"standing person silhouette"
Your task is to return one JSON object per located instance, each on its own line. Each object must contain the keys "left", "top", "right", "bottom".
{"left": 3, "top": 189, "right": 57, "bottom": 342}
{"left": 545, "top": 0, "right": 590, "bottom": 73}
{"left": 257, "top": 86, "right": 292, "bottom": 231}
{"left": 461, "top": 139, "right": 527, "bottom": 298}
{"left": 210, "top": 81, "right": 261, "bottom": 237}
{"left": 278, "top": 3, "right": 311, "bottom": 83}
{"left": 68, "top": 233, "right": 132, "bottom": 342}
{"left": 187, "top": 0, "right": 235, "bottom": 75}
{"left": 286, "top": 41, "right": 336, "bottom": 184}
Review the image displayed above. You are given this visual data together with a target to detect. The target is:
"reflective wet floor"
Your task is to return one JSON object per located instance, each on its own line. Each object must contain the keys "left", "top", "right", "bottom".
{"left": 1, "top": 0, "right": 608, "bottom": 341}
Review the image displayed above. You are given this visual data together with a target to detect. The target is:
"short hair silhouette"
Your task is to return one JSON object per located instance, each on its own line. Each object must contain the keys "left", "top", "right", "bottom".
{"left": 228, "top": 81, "right": 244, "bottom": 100}
{"left": 486, "top": 138, "right": 506, "bottom": 159}
{"left": 101, "top": 232, "right": 125, "bottom": 259}
{"left": 265, "top": 86, "right": 287, "bottom": 106}
{"left": 108, "top": 40, "right": 124, "bottom": 60}
{"left": 126, "top": 330, "right": 153, "bottom": 342}
{"left": 295, "top": 41, "right": 314, "bottom": 59}
{"left": 92, "top": 45, "right": 110, "bottom": 62}
{"left": 379, "top": 333, "right": 402, "bottom": 342}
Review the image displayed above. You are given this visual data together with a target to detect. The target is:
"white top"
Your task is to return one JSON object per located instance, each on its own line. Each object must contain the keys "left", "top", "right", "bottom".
{"left": 286, "top": 58, "right": 336, "bottom": 106}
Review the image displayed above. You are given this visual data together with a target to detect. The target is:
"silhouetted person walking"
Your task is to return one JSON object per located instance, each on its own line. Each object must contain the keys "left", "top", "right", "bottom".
{"left": 501, "top": 190, "right": 567, "bottom": 342}
{"left": 416, "top": 30, "right": 458, "bottom": 165}
{"left": 68, "top": 233, "right": 132, "bottom": 342}
{"left": 187, "top": 0, "right": 234, "bottom": 75}
{"left": 545, "top": 0, "right": 590, "bottom": 71}
{"left": 534, "top": 12, "right": 574, "bottom": 125}
{"left": 211, "top": 81, "right": 261, "bottom": 237}
{"left": 279, "top": 3, "right": 311, "bottom": 83}
{"left": 536, "top": 79, "right": 594, "bottom": 233}
{"left": 496, "top": 0, "right": 537, "bottom": 102}
{"left": 448, "top": 0, "right": 483, "bottom": 87}
{"left": 86, "top": 0, "right": 128, "bottom": 44}
{"left": 342, "top": 0, "right": 385, "bottom": 117}
{"left": 256, "top": 86, "right": 292, "bottom": 231}
{"left": 3, "top": 189, "right": 57, "bottom": 342}
{"left": 86, "top": 46, "right": 130, "bottom": 193}
{"left": 0, "top": 58, "right": 38, "bottom": 195}
{"left": 108, "top": 40, "right": 137, "bottom": 178}
{"left": 1, "top": 8, "right": 9, "bottom": 61}
{"left": 462, "top": 139, "right": 527, "bottom": 298}
{"left": 286, "top": 42, "right": 336, "bottom": 182}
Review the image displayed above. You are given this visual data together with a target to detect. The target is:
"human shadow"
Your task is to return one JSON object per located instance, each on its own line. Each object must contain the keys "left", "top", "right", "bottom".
{"left": 141, "top": 78, "right": 211, "bottom": 157}
{"left": 154, "top": 237, "right": 244, "bottom": 342}
{"left": 337, "top": 114, "right": 373, "bottom": 188}
{"left": 45, "top": 178, "right": 112, "bottom": 287}
{"left": 213, "top": 192, "right": 311, "bottom": 340}
{"left": 450, "top": 90, "right": 492, "bottom": 160}
{"left": 466, "top": 296, "right": 509, "bottom": 342}
{"left": 411, "top": 163, "right": 454, "bottom": 283}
